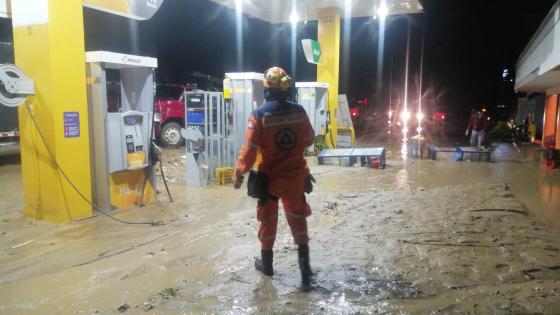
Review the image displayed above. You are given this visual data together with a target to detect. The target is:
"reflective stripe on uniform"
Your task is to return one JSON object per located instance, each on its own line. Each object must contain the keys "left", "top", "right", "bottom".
{"left": 263, "top": 117, "right": 306, "bottom": 128}
{"left": 260, "top": 235, "right": 276, "bottom": 241}
{"left": 286, "top": 213, "right": 307, "bottom": 219}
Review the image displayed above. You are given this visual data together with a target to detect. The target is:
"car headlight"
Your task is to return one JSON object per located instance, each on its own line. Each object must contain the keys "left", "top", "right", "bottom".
{"left": 154, "top": 113, "right": 161, "bottom": 122}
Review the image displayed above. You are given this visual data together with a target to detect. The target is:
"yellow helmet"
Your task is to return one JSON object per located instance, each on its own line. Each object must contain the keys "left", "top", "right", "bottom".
{"left": 263, "top": 66, "right": 292, "bottom": 91}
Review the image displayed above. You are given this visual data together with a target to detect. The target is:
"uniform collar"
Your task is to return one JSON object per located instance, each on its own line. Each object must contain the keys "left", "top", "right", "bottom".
{"left": 265, "top": 88, "right": 290, "bottom": 102}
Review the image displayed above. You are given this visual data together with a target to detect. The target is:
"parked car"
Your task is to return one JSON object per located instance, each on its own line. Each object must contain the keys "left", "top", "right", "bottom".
{"left": 154, "top": 84, "right": 197, "bottom": 147}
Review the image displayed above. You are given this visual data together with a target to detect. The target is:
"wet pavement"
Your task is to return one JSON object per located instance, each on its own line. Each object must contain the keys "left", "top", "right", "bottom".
{"left": 0, "top": 143, "right": 559, "bottom": 314}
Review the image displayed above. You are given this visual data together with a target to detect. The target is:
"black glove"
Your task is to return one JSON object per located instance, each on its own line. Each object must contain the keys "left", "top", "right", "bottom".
{"left": 305, "top": 174, "right": 316, "bottom": 194}
{"left": 234, "top": 175, "right": 244, "bottom": 189}
{"left": 234, "top": 168, "right": 244, "bottom": 189}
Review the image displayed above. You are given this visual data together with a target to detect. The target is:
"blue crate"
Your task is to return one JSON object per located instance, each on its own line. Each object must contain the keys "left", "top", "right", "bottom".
{"left": 187, "top": 111, "right": 204, "bottom": 124}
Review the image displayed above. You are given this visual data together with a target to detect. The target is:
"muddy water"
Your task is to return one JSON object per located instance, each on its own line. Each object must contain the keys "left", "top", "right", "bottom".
{"left": 0, "top": 144, "right": 559, "bottom": 314}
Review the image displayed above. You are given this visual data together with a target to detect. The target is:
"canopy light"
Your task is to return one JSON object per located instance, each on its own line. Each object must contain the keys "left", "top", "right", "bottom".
{"left": 208, "top": 0, "right": 423, "bottom": 24}
{"left": 401, "top": 110, "right": 411, "bottom": 122}
{"left": 377, "top": 3, "right": 389, "bottom": 19}
{"left": 290, "top": 12, "right": 299, "bottom": 25}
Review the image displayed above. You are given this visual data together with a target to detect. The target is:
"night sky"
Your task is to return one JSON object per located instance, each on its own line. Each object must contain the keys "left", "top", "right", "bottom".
{"left": 1, "top": 0, "right": 556, "bottom": 122}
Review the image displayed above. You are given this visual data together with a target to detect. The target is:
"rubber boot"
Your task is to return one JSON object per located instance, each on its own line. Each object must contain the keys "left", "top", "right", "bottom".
{"left": 255, "top": 250, "right": 273, "bottom": 276}
{"left": 298, "top": 244, "right": 312, "bottom": 287}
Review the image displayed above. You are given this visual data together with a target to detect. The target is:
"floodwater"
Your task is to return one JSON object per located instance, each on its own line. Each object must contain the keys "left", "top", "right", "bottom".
{"left": 0, "top": 143, "right": 559, "bottom": 314}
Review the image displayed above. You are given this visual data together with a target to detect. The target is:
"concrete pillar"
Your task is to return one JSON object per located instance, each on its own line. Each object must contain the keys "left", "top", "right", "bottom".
{"left": 317, "top": 8, "right": 341, "bottom": 149}
{"left": 12, "top": 0, "right": 92, "bottom": 223}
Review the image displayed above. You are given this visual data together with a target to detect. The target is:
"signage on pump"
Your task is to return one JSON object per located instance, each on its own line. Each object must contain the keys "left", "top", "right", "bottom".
{"left": 122, "top": 55, "right": 142, "bottom": 65}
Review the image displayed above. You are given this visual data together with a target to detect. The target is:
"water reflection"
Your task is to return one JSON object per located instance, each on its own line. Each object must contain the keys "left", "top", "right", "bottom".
{"left": 400, "top": 129, "right": 409, "bottom": 161}
{"left": 539, "top": 179, "right": 560, "bottom": 214}
{"left": 396, "top": 168, "right": 409, "bottom": 190}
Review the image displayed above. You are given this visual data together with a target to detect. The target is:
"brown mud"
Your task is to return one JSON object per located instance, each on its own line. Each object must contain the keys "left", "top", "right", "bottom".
{"left": 0, "top": 143, "right": 559, "bottom": 314}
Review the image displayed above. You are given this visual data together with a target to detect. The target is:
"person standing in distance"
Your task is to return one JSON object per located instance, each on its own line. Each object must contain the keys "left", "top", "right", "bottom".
{"left": 234, "top": 66, "right": 316, "bottom": 287}
{"left": 466, "top": 109, "right": 489, "bottom": 149}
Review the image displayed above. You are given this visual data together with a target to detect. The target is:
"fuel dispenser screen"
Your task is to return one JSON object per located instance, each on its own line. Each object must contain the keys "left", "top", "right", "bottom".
{"left": 124, "top": 115, "right": 143, "bottom": 126}
{"left": 106, "top": 112, "right": 150, "bottom": 172}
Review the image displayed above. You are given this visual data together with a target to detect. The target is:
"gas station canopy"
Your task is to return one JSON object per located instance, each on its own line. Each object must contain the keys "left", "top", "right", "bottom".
{"left": 208, "top": 0, "right": 423, "bottom": 23}
{"left": 515, "top": 1, "right": 560, "bottom": 93}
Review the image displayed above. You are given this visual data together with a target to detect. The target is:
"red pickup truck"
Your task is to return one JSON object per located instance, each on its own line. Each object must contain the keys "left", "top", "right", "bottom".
{"left": 154, "top": 84, "right": 197, "bottom": 147}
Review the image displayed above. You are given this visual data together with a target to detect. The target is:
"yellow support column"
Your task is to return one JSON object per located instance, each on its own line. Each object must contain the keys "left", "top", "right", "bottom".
{"left": 317, "top": 8, "right": 341, "bottom": 148}
{"left": 12, "top": 0, "right": 92, "bottom": 223}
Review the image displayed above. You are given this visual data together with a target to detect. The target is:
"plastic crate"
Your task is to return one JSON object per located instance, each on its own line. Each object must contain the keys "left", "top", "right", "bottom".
{"left": 187, "top": 111, "right": 204, "bottom": 124}
{"left": 215, "top": 167, "right": 234, "bottom": 185}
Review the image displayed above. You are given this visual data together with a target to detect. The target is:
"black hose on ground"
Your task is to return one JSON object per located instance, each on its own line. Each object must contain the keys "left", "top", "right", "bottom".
{"left": 159, "top": 157, "right": 174, "bottom": 203}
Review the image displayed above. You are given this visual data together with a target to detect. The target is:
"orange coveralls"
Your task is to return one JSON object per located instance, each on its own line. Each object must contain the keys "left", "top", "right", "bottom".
{"left": 236, "top": 97, "right": 315, "bottom": 250}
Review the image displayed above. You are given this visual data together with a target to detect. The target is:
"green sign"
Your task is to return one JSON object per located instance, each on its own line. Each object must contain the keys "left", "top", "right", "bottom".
{"left": 302, "top": 39, "right": 321, "bottom": 64}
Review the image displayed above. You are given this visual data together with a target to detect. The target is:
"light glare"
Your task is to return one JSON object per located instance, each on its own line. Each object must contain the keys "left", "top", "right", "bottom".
{"left": 377, "top": 3, "right": 388, "bottom": 19}
{"left": 290, "top": 12, "right": 299, "bottom": 25}
{"left": 401, "top": 111, "right": 411, "bottom": 122}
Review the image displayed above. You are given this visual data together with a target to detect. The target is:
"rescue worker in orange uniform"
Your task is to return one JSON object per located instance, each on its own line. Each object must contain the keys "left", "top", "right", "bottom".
{"left": 234, "top": 67, "right": 315, "bottom": 286}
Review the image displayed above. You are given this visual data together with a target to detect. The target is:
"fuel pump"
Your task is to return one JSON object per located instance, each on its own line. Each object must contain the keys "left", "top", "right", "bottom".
{"left": 223, "top": 72, "right": 264, "bottom": 159}
{"left": 296, "top": 82, "right": 355, "bottom": 150}
{"left": 296, "top": 82, "right": 329, "bottom": 153}
{"left": 86, "top": 51, "right": 157, "bottom": 211}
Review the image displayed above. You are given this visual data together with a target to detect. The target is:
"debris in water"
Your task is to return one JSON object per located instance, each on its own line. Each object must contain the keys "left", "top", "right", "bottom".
{"left": 144, "top": 302, "right": 155, "bottom": 311}
{"left": 324, "top": 201, "right": 338, "bottom": 210}
{"left": 11, "top": 239, "right": 34, "bottom": 249}
{"left": 159, "top": 287, "right": 177, "bottom": 299}
{"left": 117, "top": 303, "right": 129, "bottom": 313}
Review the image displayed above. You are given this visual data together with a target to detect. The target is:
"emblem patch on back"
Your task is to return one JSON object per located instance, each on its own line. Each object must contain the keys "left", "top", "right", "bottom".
{"left": 275, "top": 128, "right": 297, "bottom": 151}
